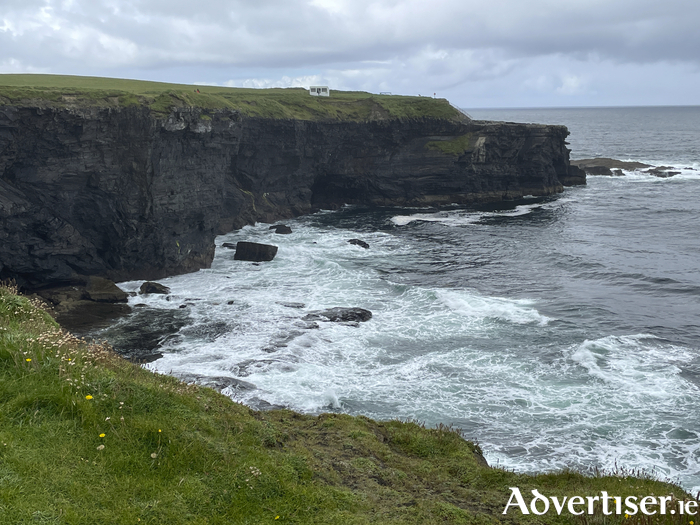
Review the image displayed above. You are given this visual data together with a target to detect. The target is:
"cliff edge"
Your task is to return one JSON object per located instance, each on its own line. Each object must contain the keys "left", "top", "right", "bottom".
{"left": 0, "top": 77, "right": 584, "bottom": 289}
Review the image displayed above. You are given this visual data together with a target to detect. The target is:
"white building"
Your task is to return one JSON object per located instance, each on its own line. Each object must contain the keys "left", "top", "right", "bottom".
{"left": 309, "top": 86, "right": 330, "bottom": 97}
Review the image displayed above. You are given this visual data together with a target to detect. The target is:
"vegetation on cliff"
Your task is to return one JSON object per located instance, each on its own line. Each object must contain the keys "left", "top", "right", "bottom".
{"left": 0, "top": 283, "right": 694, "bottom": 524}
{"left": 0, "top": 74, "right": 461, "bottom": 121}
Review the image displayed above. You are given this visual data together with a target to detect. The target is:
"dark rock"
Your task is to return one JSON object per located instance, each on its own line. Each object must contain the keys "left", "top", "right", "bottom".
{"left": 139, "top": 281, "right": 170, "bottom": 294}
{"left": 558, "top": 164, "right": 587, "bottom": 186}
{"left": 571, "top": 158, "right": 652, "bottom": 171}
{"left": 645, "top": 168, "right": 680, "bottom": 178}
{"left": 179, "top": 304, "right": 187, "bottom": 308}
{"left": 248, "top": 398, "right": 287, "bottom": 411}
{"left": 277, "top": 301, "right": 306, "bottom": 309}
{"left": 0, "top": 105, "right": 578, "bottom": 289}
{"left": 95, "top": 307, "right": 189, "bottom": 361}
{"left": 269, "top": 224, "right": 293, "bottom": 234}
{"left": 221, "top": 242, "right": 237, "bottom": 249}
{"left": 582, "top": 165, "right": 613, "bottom": 176}
{"left": 227, "top": 300, "right": 235, "bottom": 305}
{"left": 177, "top": 374, "right": 257, "bottom": 393}
{"left": 234, "top": 241, "right": 278, "bottom": 262}
{"left": 55, "top": 301, "right": 131, "bottom": 333}
{"left": 302, "top": 307, "right": 372, "bottom": 323}
{"left": 85, "top": 276, "right": 128, "bottom": 303}
{"left": 348, "top": 239, "right": 370, "bottom": 249}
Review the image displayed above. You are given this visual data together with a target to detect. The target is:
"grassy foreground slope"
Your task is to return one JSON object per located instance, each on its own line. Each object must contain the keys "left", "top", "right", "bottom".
{"left": 0, "top": 74, "right": 461, "bottom": 121}
{"left": 0, "top": 283, "right": 692, "bottom": 524}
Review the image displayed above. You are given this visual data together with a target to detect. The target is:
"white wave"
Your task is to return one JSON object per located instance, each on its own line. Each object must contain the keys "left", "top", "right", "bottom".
{"left": 391, "top": 203, "right": 548, "bottom": 227}
{"left": 437, "top": 289, "right": 551, "bottom": 326}
{"left": 569, "top": 334, "right": 695, "bottom": 398}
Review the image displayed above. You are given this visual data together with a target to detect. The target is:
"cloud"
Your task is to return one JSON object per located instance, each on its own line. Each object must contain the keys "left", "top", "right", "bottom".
{"left": 1, "top": 0, "right": 699, "bottom": 106}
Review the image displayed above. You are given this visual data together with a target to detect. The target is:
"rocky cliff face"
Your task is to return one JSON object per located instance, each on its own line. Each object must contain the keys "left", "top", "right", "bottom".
{"left": 0, "top": 105, "right": 583, "bottom": 289}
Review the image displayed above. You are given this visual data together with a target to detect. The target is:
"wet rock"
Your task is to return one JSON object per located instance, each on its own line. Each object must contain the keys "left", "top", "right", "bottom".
{"left": 348, "top": 239, "right": 370, "bottom": 249}
{"left": 234, "top": 241, "right": 278, "bottom": 262}
{"left": 180, "top": 320, "right": 231, "bottom": 342}
{"left": 139, "top": 281, "right": 170, "bottom": 294}
{"left": 302, "top": 307, "right": 372, "bottom": 323}
{"left": 277, "top": 301, "right": 306, "bottom": 309}
{"left": 248, "top": 398, "right": 287, "bottom": 411}
{"left": 95, "top": 307, "right": 189, "bottom": 362}
{"left": 269, "top": 224, "right": 293, "bottom": 234}
{"left": 571, "top": 158, "right": 651, "bottom": 172}
{"left": 221, "top": 242, "right": 237, "bottom": 249}
{"left": 36, "top": 283, "right": 131, "bottom": 332}
{"left": 178, "top": 374, "right": 257, "bottom": 393}
{"left": 55, "top": 301, "right": 131, "bottom": 333}
{"left": 644, "top": 167, "right": 680, "bottom": 178}
{"left": 85, "top": 276, "right": 128, "bottom": 303}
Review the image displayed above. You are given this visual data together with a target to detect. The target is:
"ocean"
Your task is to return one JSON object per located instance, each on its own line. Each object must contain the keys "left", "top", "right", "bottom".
{"left": 98, "top": 106, "right": 700, "bottom": 493}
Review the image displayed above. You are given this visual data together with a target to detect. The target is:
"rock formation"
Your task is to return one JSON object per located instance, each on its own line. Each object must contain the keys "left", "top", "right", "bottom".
{"left": 0, "top": 105, "right": 583, "bottom": 289}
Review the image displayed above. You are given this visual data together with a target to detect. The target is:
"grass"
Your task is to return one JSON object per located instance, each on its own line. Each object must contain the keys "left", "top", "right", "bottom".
{"left": 0, "top": 282, "right": 696, "bottom": 524}
{"left": 0, "top": 74, "right": 462, "bottom": 121}
{"left": 425, "top": 133, "right": 474, "bottom": 156}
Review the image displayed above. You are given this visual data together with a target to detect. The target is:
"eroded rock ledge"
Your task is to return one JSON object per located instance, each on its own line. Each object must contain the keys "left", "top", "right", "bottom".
{"left": 0, "top": 106, "right": 583, "bottom": 288}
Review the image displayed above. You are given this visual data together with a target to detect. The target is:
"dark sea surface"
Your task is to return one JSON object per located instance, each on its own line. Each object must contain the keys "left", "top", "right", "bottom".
{"left": 102, "top": 106, "right": 700, "bottom": 492}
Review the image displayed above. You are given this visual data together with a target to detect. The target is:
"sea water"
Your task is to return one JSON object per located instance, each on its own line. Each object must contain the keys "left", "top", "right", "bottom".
{"left": 102, "top": 106, "right": 700, "bottom": 493}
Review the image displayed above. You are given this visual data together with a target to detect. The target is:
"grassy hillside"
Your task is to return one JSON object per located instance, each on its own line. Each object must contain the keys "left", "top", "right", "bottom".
{"left": 0, "top": 74, "right": 461, "bottom": 121}
{"left": 0, "top": 282, "right": 694, "bottom": 524}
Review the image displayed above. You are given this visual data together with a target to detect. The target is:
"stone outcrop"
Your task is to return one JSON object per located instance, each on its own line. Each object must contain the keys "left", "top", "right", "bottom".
{"left": 233, "top": 241, "right": 278, "bottom": 262}
{"left": 139, "top": 281, "right": 170, "bottom": 294}
{"left": 348, "top": 239, "right": 370, "bottom": 249}
{"left": 0, "top": 105, "right": 582, "bottom": 288}
{"left": 303, "top": 307, "right": 373, "bottom": 323}
{"left": 269, "top": 224, "right": 292, "bottom": 234}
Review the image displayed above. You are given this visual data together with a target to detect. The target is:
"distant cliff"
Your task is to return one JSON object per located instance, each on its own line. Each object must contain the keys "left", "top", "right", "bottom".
{"left": 0, "top": 105, "right": 584, "bottom": 288}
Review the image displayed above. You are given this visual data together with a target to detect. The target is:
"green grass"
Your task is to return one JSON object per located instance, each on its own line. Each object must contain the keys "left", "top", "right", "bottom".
{"left": 0, "top": 283, "right": 695, "bottom": 524}
{"left": 0, "top": 74, "right": 461, "bottom": 121}
{"left": 426, "top": 133, "right": 474, "bottom": 156}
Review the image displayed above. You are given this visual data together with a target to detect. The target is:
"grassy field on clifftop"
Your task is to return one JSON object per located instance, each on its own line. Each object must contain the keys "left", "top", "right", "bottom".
{"left": 0, "top": 74, "right": 461, "bottom": 121}
{"left": 0, "top": 283, "right": 694, "bottom": 524}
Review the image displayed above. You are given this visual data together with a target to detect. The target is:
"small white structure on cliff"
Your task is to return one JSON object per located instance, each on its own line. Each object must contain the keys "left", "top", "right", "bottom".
{"left": 309, "top": 86, "right": 330, "bottom": 97}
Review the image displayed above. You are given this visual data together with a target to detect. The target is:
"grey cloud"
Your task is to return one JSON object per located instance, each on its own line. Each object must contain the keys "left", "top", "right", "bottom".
{"left": 2, "top": 0, "right": 698, "bottom": 70}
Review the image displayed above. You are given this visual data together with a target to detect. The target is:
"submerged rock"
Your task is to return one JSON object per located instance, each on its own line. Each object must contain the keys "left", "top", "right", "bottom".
{"left": 302, "top": 307, "right": 372, "bottom": 323}
{"left": 139, "top": 281, "right": 170, "bottom": 294}
{"left": 95, "top": 307, "right": 189, "bottom": 362}
{"left": 234, "top": 241, "right": 278, "bottom": 262}
{"left": 177, "top": 374, "right": 257, "bottom": 393}
{"left": 348, "top": 239, "right": 370, "bottom": 249}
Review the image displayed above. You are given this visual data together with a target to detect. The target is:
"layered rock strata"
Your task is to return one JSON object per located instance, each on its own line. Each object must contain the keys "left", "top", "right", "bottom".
{"left": 0, "top": 106, "right": 583, "bottom": 288}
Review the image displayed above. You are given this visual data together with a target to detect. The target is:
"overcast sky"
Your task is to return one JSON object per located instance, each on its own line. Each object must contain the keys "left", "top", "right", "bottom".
{"left": 1, "top": 0, "right": 699, "bottom": 107}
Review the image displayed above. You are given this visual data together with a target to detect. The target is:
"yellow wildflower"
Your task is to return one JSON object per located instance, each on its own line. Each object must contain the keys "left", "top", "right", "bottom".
{"left": 85, "top": 395, "right": 93, "bottom": 400}
{"left": 25, "top": 358, "right": 31, "bottom": 362}
{"left": 99, "top": 433, "right": 105, "bottom": 438}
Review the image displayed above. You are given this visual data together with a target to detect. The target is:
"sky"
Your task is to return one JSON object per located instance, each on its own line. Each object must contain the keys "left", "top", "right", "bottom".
{"left": 1, "top": 0, "right": 699, "bottom": 108}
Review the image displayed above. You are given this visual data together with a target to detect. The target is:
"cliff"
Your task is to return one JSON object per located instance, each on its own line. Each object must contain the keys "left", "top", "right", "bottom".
{"left": 0, "top": 101, "right": 584, "bottom": 289}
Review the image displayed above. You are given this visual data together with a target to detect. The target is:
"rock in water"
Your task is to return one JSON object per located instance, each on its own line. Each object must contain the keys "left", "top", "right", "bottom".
{"left": 269, "top": 224, "right": 293, "bottom": 234}
{"left": 348, "top": 239, "right": 370, "bottom": 249}
{"left": 140, "top": 281, "right": 171, "bottom": 294}
{"left": 85, "top": 276, "right": 128, "bottom": 303}
{"left": 234, "top": 241, "right": 278, "bottom": 262}
{"left": 221, "top": 242, "right": 237, "bottom": 249}
{"left": 303, "top": 307, "right": 372, "bottom": 323}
